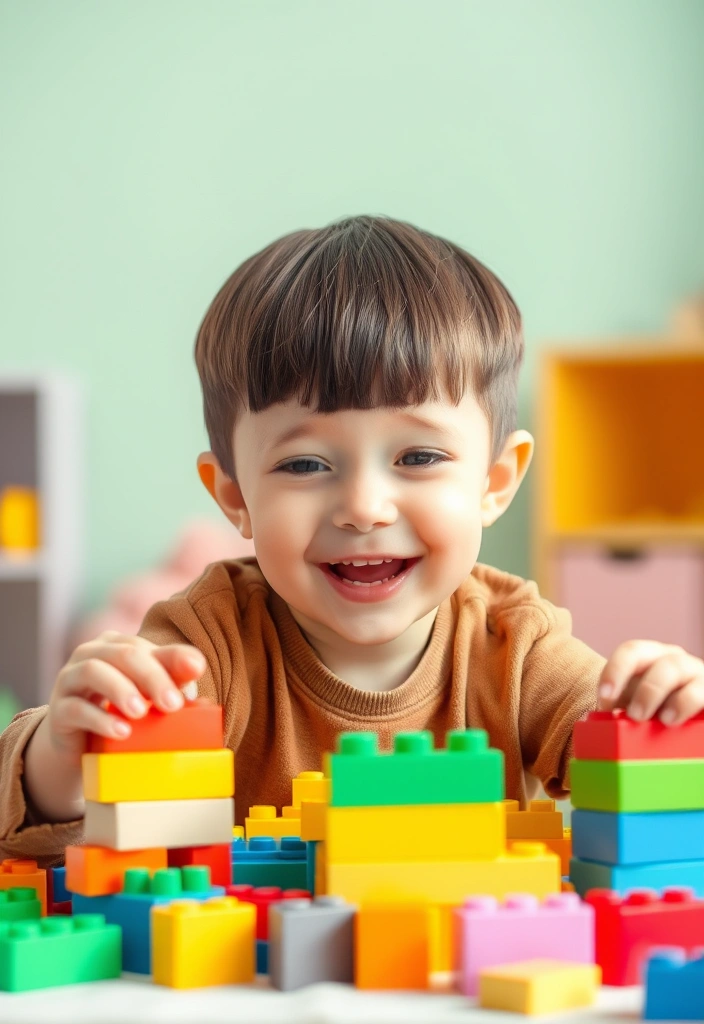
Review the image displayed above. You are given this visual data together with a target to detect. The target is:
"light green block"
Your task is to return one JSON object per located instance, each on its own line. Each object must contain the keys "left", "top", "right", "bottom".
{"left": 571, "top": 758, "right": 704, "bottom": 812}
{"left": 0, "top": 914, "right": 121, "bottom": 992}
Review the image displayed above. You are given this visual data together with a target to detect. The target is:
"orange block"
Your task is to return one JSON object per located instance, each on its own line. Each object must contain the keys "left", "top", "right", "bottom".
{"left": 355, "top": 902, "right": 439, "bottom": 990}
{"left": 87, "top": 698, "right": 223, "bottom": 754}
{"left": 543, "top": 828, "right": 572, "bottom": 875}
{"left": 65, "top": 844, "right": 167, "bottom": 896}
{"left": 0, "top": 859, "right": 47, "bottom": 915}
{"left": 300, "top": 800, "right": 327, "bottom": 841}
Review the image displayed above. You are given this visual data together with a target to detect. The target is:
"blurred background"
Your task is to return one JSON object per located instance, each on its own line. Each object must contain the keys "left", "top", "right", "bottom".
{"left": 1, "top": 0, "right": 704, "bottom": 715}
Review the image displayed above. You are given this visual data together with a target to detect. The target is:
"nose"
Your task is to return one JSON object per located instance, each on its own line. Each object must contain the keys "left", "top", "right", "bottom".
{"left": 330, "top": 466, "right": 398, "bottom": 532}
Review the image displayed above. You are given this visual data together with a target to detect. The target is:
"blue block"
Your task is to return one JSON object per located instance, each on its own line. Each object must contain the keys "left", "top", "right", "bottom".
{"left": 256, "top": 939, "right": 269, "bottom": 974}
{"left": 51, "top": 866, "right": 70, "bottom": 904}
{"left": 644, "top": 949, "right": 704, "bottom": 1020}
{"left": 306, "top": 841, "right": 317, "bottom": 894}
{"left": 73, "top": 885, "right": 224, "bottom": 974}
{"left": 232, "top": 837, "right": 308, "bottom": 889}
{"left": 572, "top": 809, "right": 704, "bottom": 865}
{"left": 570, "top": 856, "right": 704, "bottom": 898}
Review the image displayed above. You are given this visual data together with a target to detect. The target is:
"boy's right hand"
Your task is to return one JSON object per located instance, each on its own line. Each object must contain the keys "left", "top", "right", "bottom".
{"left": 48, "top": 630, "right": 207, "bottom": 761}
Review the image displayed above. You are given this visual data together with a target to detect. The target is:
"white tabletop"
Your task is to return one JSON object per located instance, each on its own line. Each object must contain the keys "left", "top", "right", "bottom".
{"left": 0, "top": 974, "right": 643, "bottom": 1024}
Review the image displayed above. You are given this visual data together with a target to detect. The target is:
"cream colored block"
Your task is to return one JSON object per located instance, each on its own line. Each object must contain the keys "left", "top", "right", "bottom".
{"left": 84, "top": 798, "right": 235, "bottom": 851}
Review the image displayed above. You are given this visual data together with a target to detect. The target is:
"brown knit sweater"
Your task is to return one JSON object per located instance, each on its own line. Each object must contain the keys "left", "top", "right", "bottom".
{"left": 0, "top": 558, "right": 603, "bottom": 867}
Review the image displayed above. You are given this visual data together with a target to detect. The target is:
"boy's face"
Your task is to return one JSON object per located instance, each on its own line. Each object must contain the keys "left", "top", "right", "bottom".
{"left": 200, "top": 392, "right": 532, "bottom": 648}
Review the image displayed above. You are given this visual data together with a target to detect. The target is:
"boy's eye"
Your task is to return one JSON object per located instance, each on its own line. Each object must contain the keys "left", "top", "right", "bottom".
{"left": 275, "top": 450, "right": 449, "bottom": 474}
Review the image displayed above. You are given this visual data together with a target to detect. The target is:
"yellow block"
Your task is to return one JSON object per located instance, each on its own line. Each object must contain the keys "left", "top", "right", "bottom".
{"left": 479, "top": 960, "right": 601, "bottom": 1015}
{"left": 327, "top": 802, "right": 506, "bottom": 863}
{"left": 300, "top": 800, "right": 327, "bottom": 841}
{"left": 291, "top": 771, "right": 330, "bottom": 808}
{"left": 245, "top": 805, "right": 301, "bottom": 840}
{"left": 326, "top": 842, "right": 560, "bottom": 905}
{"left": 0, "top": 487, "right": 40, "bottom": 550}
{"left": 232, "top": 825, "right": 244, "bottom": 840}
{"left": 152, "top": 897, "right": 255, "bottom": 988}
{"left": 82, "top": 749, "right": 234, "bottom": 803}
{"left": 504, "top": 799, "right": 564, "bottom": 840}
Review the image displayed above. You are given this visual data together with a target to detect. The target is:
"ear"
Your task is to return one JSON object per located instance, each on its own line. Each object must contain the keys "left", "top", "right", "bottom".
{"left": 196, "top": 452, "right": 253, "bottom": 540}
{"left": 481, "top": 429, "right": 534, "bottom": 527}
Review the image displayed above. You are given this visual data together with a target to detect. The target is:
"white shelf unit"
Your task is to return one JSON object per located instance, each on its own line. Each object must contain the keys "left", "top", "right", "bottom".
{"left": 0, "top": 374, "right": 84, "bottom": 707}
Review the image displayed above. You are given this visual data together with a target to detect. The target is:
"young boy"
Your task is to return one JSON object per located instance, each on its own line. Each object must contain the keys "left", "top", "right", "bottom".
{"left": 2, "top": 216, "right": 703, "bottom": 869}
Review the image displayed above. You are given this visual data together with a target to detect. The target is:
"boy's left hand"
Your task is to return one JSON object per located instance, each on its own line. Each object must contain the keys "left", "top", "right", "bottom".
{"left": 597, "top": 640, "right": 704, "bottom": 725}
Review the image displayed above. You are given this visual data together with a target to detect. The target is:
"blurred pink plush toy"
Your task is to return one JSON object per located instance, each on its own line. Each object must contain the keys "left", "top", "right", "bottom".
{"left": 69, "top": 519, "right": 255, "bottom": 650}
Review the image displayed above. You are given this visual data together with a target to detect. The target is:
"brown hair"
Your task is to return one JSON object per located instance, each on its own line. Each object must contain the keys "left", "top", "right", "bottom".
{"left": 195, "top": 215, "right": 524, "bottom": 480}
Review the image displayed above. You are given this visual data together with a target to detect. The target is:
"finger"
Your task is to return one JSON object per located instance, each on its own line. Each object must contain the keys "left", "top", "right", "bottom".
{"left": 627, "top": 651, "right": 703, "bottom": 720}
{"left": 597, "top": 641, "right": 684, "bottom": 709}
{"left": 58, "top": 652, "right": 176, "bottom": 716}
{"left": 657, "top": 678, "right": 704, "bottom": 726}
{"left": 150, "top": 645, "right": 207, "bottom": 686}
{"left": 52, "top": 694, "right": 133, "bottom": 740}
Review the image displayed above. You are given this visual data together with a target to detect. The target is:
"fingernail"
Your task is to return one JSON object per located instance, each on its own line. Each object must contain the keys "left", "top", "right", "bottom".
{"left": 113, "top": 720, "right": 131, "bottom": 737}
{"left": 628, "top": 702, "right": 645, "bottom": 720}
{"left": 163, "top": 690, "right": 184, "bottom": 711}
{"left": 660, "top": 708, "right": 677, "bottom": 726}
{"left": 599, "top": 682, "right": 613, "bottom": 700}
{"left": 128, "top": 696, "right": 147, "bottom": 716}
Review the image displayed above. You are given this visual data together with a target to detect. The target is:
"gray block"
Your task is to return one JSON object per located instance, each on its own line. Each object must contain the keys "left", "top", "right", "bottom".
{"left": 269, "top": 896, "right": 356, "bottom": 990}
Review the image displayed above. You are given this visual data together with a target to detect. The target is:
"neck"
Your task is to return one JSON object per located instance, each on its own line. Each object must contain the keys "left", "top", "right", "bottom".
{"left": 288, "top": 606, "right": 440, "bottom": 692}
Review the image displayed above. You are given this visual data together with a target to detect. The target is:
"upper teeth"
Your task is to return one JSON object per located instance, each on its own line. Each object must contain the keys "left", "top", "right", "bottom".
{"left": 329, "top": 558, "right": 397, "bottom": 566}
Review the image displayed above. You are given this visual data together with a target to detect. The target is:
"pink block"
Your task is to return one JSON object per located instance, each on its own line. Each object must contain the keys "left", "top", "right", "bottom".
{"left": 453, "top": 892, "right": 595, "bottom": 996}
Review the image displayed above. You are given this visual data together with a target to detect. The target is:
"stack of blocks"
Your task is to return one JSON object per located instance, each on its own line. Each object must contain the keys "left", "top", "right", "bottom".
{"left": 321, "top": 729, "right": 562, "bottom": 984}
{"left": 63, "top": 697, "right": 253, "bottom": 986}
{"left": 504, "top": 799, "right": 572, "bottom": 877}
{"left": 570, "top": 710, "right": 704, "bottom": 895}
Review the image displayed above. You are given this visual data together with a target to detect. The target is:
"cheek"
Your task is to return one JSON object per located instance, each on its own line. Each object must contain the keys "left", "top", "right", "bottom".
{"left": 411, "top": 483, "right": 483, "bottom": 546}
{"left": 250, "top": 489, "right": 316, "bottom": 561}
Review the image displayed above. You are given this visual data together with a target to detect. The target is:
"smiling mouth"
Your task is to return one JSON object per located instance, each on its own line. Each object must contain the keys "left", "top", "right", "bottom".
{"left": 325, "top": 557, "right": 417, "bottom": 586}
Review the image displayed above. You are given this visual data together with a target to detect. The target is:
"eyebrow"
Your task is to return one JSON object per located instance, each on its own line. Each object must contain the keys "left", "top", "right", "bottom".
{"left": 266, "top": 411, "right": 459, "bottom": 450}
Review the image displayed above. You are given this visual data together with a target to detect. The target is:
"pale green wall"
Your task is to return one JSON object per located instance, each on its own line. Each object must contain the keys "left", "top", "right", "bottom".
{"left": 2, "top": 0, "right": 703, "bottom": 611}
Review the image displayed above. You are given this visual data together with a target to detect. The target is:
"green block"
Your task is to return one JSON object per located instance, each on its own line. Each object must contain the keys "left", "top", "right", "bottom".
{"left": 571, "top": 758, "right": 704, "bottom": 812}
{"left": 0, "top": 914, "right": 121, "bottom": 992}
{"left": 327, "top": 730, "right": 504, "bottom": 807}
{"left": 0, "top": 888, "right": 41, "bottom": 924}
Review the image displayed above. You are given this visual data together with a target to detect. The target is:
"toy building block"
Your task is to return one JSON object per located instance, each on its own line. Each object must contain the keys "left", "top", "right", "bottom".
{"left": 570, "top": 758, "right": 704, "bottom": 812}
{"left": 167, "top": 843, "right": 231, "bottom": 887}
{"left": 226, "top": 884, "right": 310, "bottom": 940}
{"left": 454, "top": 893, "right": 595, "bottom": 996}
{"left": 572, "top": 808, "right": 704, "bottom": 866}
{"left": 50, "top": 866, "right": 70, "bottom": 904}
{"left": 306, "top": 841, "right": 317, "bottom": 893}
{"left": 0, "top": 860, "right": 47, "bottom": 915}
{"left": 51, "top": 901, "right": 72, "bottom": 915}
{"left": 82, "top": 748, "right": 234, "bottom": 803}
{"left": 478, "top": 959, "right": 601, "bottom": 1015}
{"left": 585, "top": 887, "right": 704, "bottom": 986}
{"left": 326, "top": 842, "right": 561, "bottom": 905}
{"left": 87, "top": 698, "right": 223, "bottom": 754}
{"left": 85, "top": 796, "right": 234, "bottom": 851}
{"left": 291, "top": 771, "right": 330, "bottom": 808}
{"left": 326, "top": 801, "right": 506, "bottom": 863}
{"left": 232, "top": 825, "right": 244, "bottom": 840}
{"left": 0, "top": 914, "right": 121, "bottom": 992}
{"left": 573, "top": 708, "right": 704, "bottom": 761}
{"left": 73, "top": 865, "right": 223, "bottom": 974}
{"left": 256, "top": 938, "right": 268, "bottom": 974}
{"left": 355, "top": 901, "right": 438, "bottom": 990}
{"left": 543, "top": 828, "right": 572, "bottom": 876}
{"left": 245, "top": 805, "right": 301, "bottom": 840}
{"left": 269, "top": 896, "right": 356, "bottom": 990}
{"left": 65, "top": 844, "right": 167, "bottom": 897}
{"left": 0, "top": 889, "right": 41, "bottom": 924}
{"left": 152, "top": 896, "right": 255, "bottom": 988}
{"left": 232, "top": 837, "right": 308, "bottom": 889}
{"left": 504, "top": 799, "right": 564, "bottom": 840}
{"left": 326, "top": 729, "right": 504, "bottom": 807}
{"left": 570, "top": 855, "right": 704, "bottom": 898}
{"left": 644, "top": 947, "right": 704, "bottom": 1020}
{"left": 300, "top": 800, "right": 327, "bottom": 841}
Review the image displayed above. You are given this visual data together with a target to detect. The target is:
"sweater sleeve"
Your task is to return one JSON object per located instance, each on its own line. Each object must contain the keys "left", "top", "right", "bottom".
{"left": 0, "top": 706, "right": 85, "bottom": 868}
{"left": 518, "top": 602, "right": 604, "bottom": 800}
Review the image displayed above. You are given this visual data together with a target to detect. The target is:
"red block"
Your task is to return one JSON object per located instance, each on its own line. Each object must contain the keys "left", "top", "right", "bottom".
{"left": 167, "top": 843, "right": 231, "bottom": 887}
{"left": 226, "top": 884, "right": 310, "bottom": 939}
{"left": 51, "top": 900, "right": 73, "bottom": 915}
{"left": 87, "top": 698, "right": 223, "bottom": 754}
{"left": 585, "top": 887, "right": 704, "bottom": 986}
{"left": 573, "top": 709, "right": 704, "bottom": 761}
